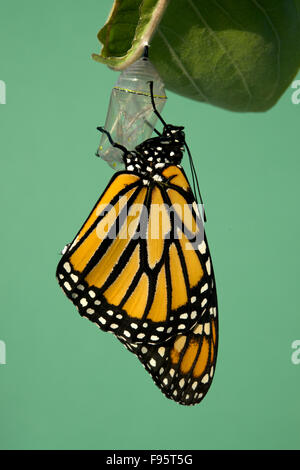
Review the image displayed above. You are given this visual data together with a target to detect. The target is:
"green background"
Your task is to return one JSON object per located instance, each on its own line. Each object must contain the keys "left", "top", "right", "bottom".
{"left": 0, "top": 0, "right": 300, "bottom": 450}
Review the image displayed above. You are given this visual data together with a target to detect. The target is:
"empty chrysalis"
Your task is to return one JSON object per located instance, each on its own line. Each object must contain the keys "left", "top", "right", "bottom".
{"left": 96, "top": 46, "right": 167, "bottom": 170}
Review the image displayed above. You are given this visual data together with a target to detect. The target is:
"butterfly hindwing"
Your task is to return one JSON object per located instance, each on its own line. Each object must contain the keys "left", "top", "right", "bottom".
{"left": 120, "top": 289, "right": 218, "bottom": 406}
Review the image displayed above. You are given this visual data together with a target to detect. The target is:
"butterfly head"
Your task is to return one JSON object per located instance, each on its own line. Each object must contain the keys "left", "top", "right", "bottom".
{"left": 161, "top": 125, "right": 185, "bottom": 163}
{"left": 163, "top": 125, "right": 185, "bottom": 141}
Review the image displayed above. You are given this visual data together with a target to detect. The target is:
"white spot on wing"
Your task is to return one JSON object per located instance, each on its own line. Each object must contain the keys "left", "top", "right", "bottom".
{"left": 200, "top": 283, "right": 208, "bottom": 293}
{"left": 198, "top": 240, "right": 206, "bottom": 254}
{"left": 206, "top": 258, "right": 211, "bottom": 275}
{"left": 63, "top": 262, "right": 71, "bottom": 273}
{"left": 64, "top": 282, "right": 71, "bottom": 291}
{"left": 201, "top": 374, "right": 209, "bottom": 384}
{"left": 150, "top": 335, "right": 159, "bottom": 341}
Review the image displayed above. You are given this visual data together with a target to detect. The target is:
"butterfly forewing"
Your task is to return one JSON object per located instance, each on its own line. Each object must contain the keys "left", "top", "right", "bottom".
{"left": 57, "top": 165, "right": 213, "bottom": 345}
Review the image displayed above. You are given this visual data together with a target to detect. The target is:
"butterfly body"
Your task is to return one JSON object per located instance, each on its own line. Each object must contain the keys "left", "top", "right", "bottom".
{"left": 124, "top": 125, "right": 185, "bottom": 185}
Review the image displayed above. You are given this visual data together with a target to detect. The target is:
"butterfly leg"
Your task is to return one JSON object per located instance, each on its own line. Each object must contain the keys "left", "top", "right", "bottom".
{"left": 97, "top": 127, "right": 128, "bottom": 154}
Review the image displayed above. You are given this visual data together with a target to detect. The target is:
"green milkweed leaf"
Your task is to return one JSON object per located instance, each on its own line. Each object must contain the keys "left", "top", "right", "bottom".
{"left": 93, "top": 0, "right": 300, "bottom": 112}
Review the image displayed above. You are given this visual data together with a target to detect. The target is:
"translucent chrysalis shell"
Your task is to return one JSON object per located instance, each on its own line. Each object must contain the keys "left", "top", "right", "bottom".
{"left": 96, "top": 51, "right": 167, "bottom": 170}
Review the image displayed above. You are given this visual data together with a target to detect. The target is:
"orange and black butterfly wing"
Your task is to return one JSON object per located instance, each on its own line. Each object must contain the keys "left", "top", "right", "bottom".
{"left": 56, "top": 170, "right": 147, "bottom": 331}
{"left": 120, "top": 271, "right": 218, "bottom": 406}
{"left": 56, "top": 164, "right": 213, "bottom": 345}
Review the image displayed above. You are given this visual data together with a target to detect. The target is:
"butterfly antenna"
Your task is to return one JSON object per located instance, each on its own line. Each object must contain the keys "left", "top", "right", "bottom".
{"left": 97, "top": 127, "right": 128, "bottom": 154}
{"left": 184, "top": 140, "right": 207, "bottom": 222}
{"left": 148, "top": 81, "right": 167, "bottom": 128}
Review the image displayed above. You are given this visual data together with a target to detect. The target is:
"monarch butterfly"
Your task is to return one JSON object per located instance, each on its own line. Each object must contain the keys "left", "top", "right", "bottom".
{"left": 56, "top": 81, "right": 218, "bottom": 405}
